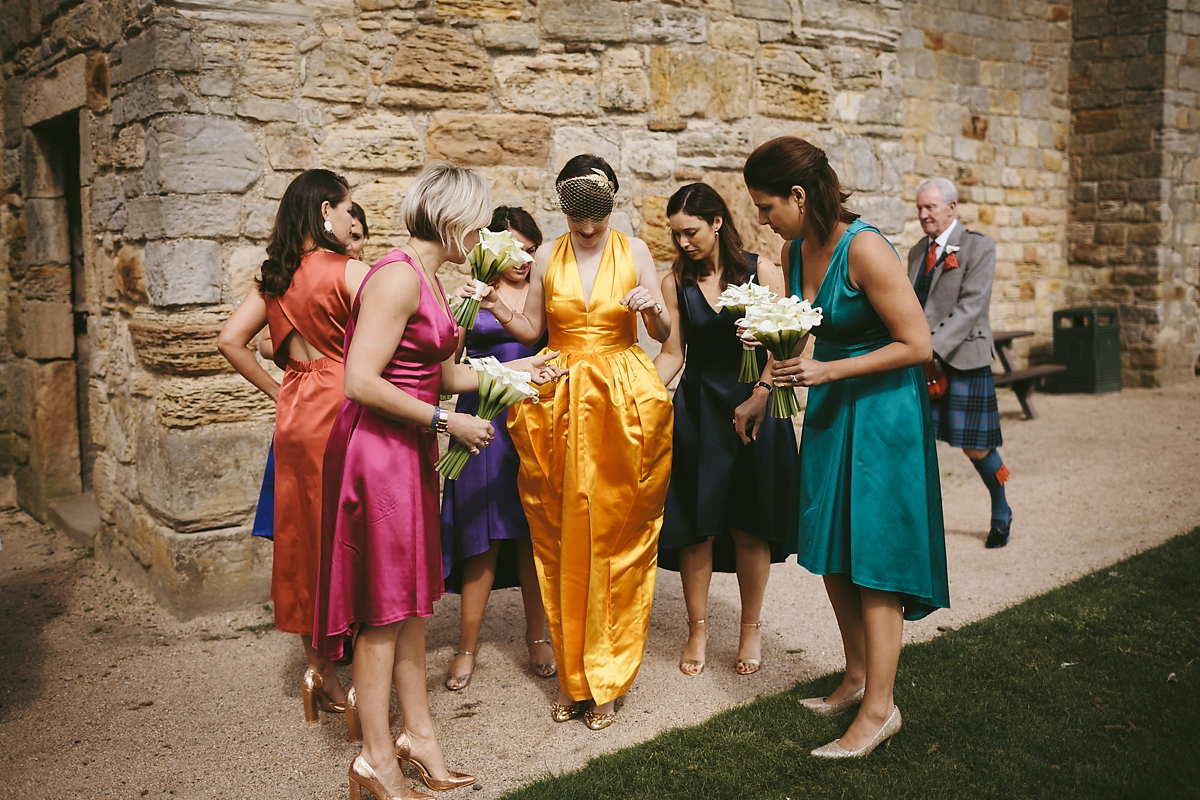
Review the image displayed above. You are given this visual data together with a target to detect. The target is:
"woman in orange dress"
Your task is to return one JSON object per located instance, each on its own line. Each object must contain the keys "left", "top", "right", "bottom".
{"left": 218, "top": 168, "right": 369, "bottom": 725}
{"left": 471, "top": 155, "right": 673, "bottom": 730}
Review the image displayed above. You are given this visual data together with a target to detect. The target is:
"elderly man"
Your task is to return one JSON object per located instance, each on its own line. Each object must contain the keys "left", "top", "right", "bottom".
{"left": 908, "top": 177, "right": 1011, "bottom": 548}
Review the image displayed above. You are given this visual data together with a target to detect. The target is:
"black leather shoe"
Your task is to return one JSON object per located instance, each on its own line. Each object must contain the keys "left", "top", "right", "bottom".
{"left": 985, "top": 518, "right": 1011, "bottom": 549}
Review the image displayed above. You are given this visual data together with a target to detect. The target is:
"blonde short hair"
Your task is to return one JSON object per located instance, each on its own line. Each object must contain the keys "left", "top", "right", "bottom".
{"left": 402, "top": 162, "right": 492, "bottom": 255}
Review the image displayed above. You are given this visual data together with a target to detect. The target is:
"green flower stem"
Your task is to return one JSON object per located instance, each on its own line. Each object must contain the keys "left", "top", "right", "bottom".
{"left": 738, "top": 345, "right": 760, "bottom": 383}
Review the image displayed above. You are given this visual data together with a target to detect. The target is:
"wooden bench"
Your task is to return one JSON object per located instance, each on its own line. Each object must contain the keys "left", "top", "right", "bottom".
{"left": 991, "top": 330, "right": 1067, "bottom": 420}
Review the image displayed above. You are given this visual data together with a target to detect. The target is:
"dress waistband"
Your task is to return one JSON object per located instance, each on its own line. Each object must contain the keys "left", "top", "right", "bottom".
{"left": 812, "top": 337, "right": 893, "bottom": 360}
{"left": 286, "top": 356, "right": 341, "bottom": 373}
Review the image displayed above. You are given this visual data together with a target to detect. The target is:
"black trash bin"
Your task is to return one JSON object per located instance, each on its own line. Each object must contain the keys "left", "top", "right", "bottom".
{"left": 1051, "top": 306, "right": 1121, "bottom": 393}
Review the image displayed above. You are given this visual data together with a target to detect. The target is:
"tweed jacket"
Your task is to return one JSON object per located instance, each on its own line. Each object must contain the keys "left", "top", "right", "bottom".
{"left": 907, "top": 222, "right": 997, "bottom": 371}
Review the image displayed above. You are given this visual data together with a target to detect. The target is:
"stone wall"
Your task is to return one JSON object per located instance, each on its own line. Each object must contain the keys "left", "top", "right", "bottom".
{"left": 1067, "top": 0, "right": 1200, "bottom": 386}
{"left": 0, "top": 0, "right": 1195, "bottom": 615}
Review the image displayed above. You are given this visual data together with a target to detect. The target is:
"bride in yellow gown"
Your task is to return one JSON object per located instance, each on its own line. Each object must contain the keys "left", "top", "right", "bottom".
{"left": 470, "top": 154, "right": 673, "bottom": 730}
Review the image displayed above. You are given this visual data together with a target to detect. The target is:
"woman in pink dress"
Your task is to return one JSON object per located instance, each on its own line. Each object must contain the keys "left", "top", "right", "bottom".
{"left": 314, "top": 163, "right": 561, "bottom": 800}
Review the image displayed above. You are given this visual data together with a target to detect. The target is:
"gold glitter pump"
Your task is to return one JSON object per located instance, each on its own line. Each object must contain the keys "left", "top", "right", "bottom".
{"left": 799, "top": 686, "right": 865, "bottom": 716}
{"left": 302, "top": 667, "right": 346, "bottom": 723}
{"left": 583, "top": 705, "right": 616, "bottom": 731}
{"left": 810, "top": 705, "right": 902, "bottom": 759}
{"left": 347, "top": 754, "right": 432, "bottom": 800}
{"left": 550, "top": 700, "right": 587, "bottom": 723}
{"left": 394, "top": 730, "right": 475, "bottom": 791}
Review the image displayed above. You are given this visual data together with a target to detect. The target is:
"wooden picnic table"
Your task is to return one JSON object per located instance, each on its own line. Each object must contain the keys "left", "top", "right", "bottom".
{"left": 990, "top": 330, "right": 1067, "bottom": 420}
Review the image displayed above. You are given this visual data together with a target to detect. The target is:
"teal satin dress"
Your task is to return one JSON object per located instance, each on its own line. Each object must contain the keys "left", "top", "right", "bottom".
{"left": 789, "top": 220, "right": 949, "bottom": 620}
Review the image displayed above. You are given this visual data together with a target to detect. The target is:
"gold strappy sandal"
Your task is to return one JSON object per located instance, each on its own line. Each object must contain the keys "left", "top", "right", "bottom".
{"left": 679, "top": 618, "right": 706, "bottom": 676}
{"left": 736, "top": 621, "right": 763, "bottom": 675}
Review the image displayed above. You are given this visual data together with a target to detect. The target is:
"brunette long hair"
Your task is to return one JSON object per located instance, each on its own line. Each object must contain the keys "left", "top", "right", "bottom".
{"left": 257, "top": 169, "right": 350, "bottom": 296}
{"left": 489, "top": 206, "right": 543, "bottom": 249}
{"left": 742, "top": 137, "right": 859, "bottom": 246}
{"left": 667, "top": 183, "right": 749, "bottom": 288}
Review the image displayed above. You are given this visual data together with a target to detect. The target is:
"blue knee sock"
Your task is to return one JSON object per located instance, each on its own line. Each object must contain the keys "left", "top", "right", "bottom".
{"left": 972, "top": 449, "right": 1012, "bottom": 524}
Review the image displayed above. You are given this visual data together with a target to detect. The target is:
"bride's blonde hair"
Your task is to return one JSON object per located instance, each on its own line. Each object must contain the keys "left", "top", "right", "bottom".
{"left": 402, "top": 162, "right": 492, "bottom": 258}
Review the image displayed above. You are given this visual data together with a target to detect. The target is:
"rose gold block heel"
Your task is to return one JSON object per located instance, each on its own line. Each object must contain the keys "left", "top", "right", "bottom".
{"left": 394, "top": 730, "right": 475, "bottom": 791}
{"left": 346, "top": 686, "right": 362, "bottom": 742}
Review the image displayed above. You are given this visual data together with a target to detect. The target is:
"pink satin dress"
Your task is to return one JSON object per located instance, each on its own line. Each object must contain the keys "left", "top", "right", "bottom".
{"left": 313, "top": 251, "right": 459, "bottom": 662}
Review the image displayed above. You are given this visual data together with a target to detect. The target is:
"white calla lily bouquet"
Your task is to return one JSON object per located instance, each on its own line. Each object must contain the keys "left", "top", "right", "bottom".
{"left": 455, "top": 228, "right": 535, "bottom": 330}
{"left": 435, "top": 356, "right": 540, "bottom": 480}
{"left": 715, "top": 280, "right": 778, "bottom": 382}
{"left": 738, "top": 296, "right": 824, "bottom": 417}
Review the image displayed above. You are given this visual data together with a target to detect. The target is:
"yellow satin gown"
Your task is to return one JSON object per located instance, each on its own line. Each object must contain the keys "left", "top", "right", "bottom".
{"left": 509, "top": 230, "right": 673, "bottom": 706}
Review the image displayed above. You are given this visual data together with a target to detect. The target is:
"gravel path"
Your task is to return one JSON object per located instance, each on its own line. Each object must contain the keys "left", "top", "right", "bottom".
{"left": 2, "top": 382, "right": 1197, "bottom": 799}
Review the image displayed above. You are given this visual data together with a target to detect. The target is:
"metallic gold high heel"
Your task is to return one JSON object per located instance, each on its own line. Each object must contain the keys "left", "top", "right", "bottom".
{"left": 348, "top": 754, "right": 432, "bottom": 800}
{"left": 527, "top": 638, "right": 556, "bottom": 678}
{"left": 679, "top": 618, "right": 706, "bottom": 676}
{"left": 444, "top": 651, "right": 475, "bottom": 692}
{"left": 345, "top": 686, "right": 398, "bottom": 743}
{"left": 735, "top": 621, "right": 763, "bottom": 675}
{"left": 810, "top": 705, "right": 902, "bottom": 759}
{"left": 394, "top": 730, "right": 475, "bottom": 791}
{"left": 302, "top": 667, "right": 346, "bottom": 723}
{"left": 800, "top": 686, "right": 865, "bottom": 716}
{"left": 550, "top": 700, "right": 587, "bottom": 723}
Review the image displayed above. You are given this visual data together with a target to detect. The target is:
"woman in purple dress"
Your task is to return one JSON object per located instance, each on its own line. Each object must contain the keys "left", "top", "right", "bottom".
{"left": 313, "top": 164, "right": 562, "bottom": 800}
{"left": 440, "top": 207, "right": 555, "bottom": 691}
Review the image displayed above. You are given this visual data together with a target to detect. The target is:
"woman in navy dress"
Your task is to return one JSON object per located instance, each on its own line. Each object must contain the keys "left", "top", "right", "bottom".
{"left": 440, "top": 207, "right": 555, "bottom": 691}
{"left": 654, "top": 184, "right": 796, "bottom": 678}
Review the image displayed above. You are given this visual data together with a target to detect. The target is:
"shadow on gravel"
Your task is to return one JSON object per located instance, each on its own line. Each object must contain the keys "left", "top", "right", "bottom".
{"left": 0, "top": 558, "right": 76, "bottom": 723}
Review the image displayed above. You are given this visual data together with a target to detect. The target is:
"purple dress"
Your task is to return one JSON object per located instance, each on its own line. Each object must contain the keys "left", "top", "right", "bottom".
{"left": 314, "top": 251, "right": 459, "bottom": 662}
{"left": 439, "top": 307, "right": 544, "bottom": 592}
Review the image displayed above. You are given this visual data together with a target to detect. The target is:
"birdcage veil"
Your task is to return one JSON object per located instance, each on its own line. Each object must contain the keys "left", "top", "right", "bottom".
{"left": 556, "top": 168, "right": 616, "bottom": 222}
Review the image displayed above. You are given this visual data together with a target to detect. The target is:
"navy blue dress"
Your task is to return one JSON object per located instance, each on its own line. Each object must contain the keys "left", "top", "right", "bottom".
{"left": 658, "top": 255, "right": 798, "bottom": 572}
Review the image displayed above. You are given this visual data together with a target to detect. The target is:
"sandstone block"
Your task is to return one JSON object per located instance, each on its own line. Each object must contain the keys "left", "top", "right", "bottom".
{"left": 128, "top": 310, "right": 230, "bottom": 376}
{"left": 21, "top": 265, "right": 72, "bottom": 303}
{"left": 734, "top": 0, "right": 791, "bottom": 22}
{"left": 630, "top": 3, "right": 707, "bottom": 43}
{"left": 144, "top": 240, "right": 223, "bottom": 307}
{"left": 676, "top": 122, "right": 753, "bottom": 170}
{"left": 622, "top": 130, "right": 676, "bottom": 179}
{"left": 23, "top": 199, "right": 72, "bottom": 265}
{"left": 650, "top": 46, "right": 751, "bottom": 121}
{"left": 242, "top": 203, "right": 277, "bottom": 239}
{"left": 756, "top": 45, "right": 830, "bottom": 121}
{"left": 23, "top": 53, "right": 91, "bottom": 126}
{"left": 425, "top": 112, "right": 551, "bottom": 167}
{"left": 240, "top": 40, "right": 299, "bottom": 99}
{"left": 125, "top": 196, "right": 243, "bottom": 240}
{"left": 600, "top": 48, "right": 650, "bottom": 112}
{"left": 21, "top": 131, "right": 60, "bottom": 199}
{"left": 263, "top": 132, "right": 316, "bottom": 170}
{"left": 138, "top": 419, "right": 272, "bottom": 533}
{"left": 381, "top": 27, "right": 491, "bottom": 110}
{"left": 438, "top": 0, "right": 522, "bottom": 19}
{"left": 829, "top": 137, "right": 879, "bottom": 192}
{"left": 117, "top": 243, "right": 147, "bottom": 303}
{"left": 639, "top": 195, "right": 675, "bottom": 262}
{"left": 140, "top": 524, "right": 272, "bottom": 620}
{"left": 22, "top": 301, "right": 74, "bottom": 360}
{"left": 480, "top": 22, "right": 540, "bottom": 51}
{"left": 318, "top": 111, "right": 423, "bottom": 172}
{"left": 26, "top": 359, "right": 83, "bottom": 509}
{"left": 494, "top": 54, "right": 599, "bottom": 116}
{"left": 112, "top": 24, "right": 200, "bottom": 84}
{"left": 115, "top": 124, "right": 145, "bottom": 168}
{"left": 110, "top": 70, "right": 203, "bottom": 126}
{"left": 551, "top": 126, "right": 622, "bottom": 173}
{"left": 155, "top": 374, "right": 275, "bottom": 429}
{"left": 226, "top": 245, "right": 267, "bottom": 301}
{"left": 236, "top": 96, "right": 299, "bottom": 123}
{"left": 710, "top": 19, "right": 759, "bottom": 57}
{"left": 540, "top": 0, "right": 628, "bottom": 42}
{"left": 303, "top": 41, "right": 369, "bottom": 103}
{"left": 146, "top": 117, "right": 263, "bottom": 195}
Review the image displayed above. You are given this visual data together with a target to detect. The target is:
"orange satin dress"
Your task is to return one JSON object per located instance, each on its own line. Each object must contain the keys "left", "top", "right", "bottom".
{"left": 264, "top": 250, "right": 352, "bottom": 636}
{"left": 509, "top": 231, "right": 673, "bottom": 706}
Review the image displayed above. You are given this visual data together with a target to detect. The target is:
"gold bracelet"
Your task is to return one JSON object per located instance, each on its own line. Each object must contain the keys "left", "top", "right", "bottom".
{"left": 496, "top": 305, "right": 516, "bottom": 325}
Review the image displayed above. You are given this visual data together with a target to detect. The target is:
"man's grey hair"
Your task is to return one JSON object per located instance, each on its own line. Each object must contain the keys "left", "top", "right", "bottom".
{"left": 917, "top": 177, "right": 958, "bottom": 205}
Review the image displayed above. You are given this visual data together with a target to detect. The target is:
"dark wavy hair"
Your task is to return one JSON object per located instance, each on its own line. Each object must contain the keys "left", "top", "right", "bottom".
{"left": 667, "top": 183, "right": 749, "bottom": 289}
{"left": 349, "top": 202, "right": 369, "bottom": 241}
{"left": 257, "top": 169, "right": 350, "bottom": 296}
{"left": 555, "top": 153, "right": 619, "bottom": 193}
{"left": 489, "top": 206, "right": 542, "bottom": 250}
{"left": 742, "top": 137, "right": 859, "bottom": 246}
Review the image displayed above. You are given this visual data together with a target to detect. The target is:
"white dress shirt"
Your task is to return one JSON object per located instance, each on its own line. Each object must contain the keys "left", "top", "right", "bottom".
{"left": 928, "top": 218, "right": 959, "bottom": 263}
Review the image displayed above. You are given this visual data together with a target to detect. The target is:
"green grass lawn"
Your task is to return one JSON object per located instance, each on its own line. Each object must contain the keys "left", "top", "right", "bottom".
{"left": 504, "top": 528, "right": 1200, "bottom": 799}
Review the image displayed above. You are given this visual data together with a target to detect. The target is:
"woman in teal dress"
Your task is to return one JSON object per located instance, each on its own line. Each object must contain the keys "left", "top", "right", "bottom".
{"left": 743, "top": 137, "right": 948, "bottom": 759}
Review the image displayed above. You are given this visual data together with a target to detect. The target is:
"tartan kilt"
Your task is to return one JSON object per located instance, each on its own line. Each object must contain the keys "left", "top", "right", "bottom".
{"left": 929, "top": 364, "right": 1003, "bottom": 450}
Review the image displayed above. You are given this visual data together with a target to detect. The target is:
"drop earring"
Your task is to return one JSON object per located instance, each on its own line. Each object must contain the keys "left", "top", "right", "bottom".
{"left": 323, "top": 220, "right": 333, "bottom": 233}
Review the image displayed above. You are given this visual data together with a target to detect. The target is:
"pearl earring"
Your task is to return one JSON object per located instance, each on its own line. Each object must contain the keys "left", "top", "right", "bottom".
{"left": 323, "top": 220, "right": 333, "bottom": 233}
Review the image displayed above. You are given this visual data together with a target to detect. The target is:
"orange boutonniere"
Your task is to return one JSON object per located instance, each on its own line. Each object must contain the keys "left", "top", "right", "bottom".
{"left": 944, "top": 245, "right": 960, "bottom": 270}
